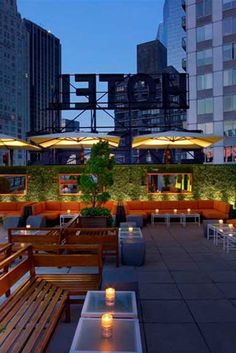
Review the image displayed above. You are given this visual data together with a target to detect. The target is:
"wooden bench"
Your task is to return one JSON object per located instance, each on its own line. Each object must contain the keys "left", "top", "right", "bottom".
{"left": 63, "top": 227, "right": 119, "bottom": 267}
{"left": 0, "top": 244, "right": 103, "bottom": 353}
{"left": 8, "top": 227, "right": 62, "bottom": 251}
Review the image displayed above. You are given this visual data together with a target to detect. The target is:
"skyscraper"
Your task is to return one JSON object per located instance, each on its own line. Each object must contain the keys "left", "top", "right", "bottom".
{"left": 24, "top": 20, "right": 61, "bottom": 134}
{"left": 184, "top": 0, "right": 236, "bottom": 164}
{"left": 157, "top": 0, "right": 186, "bottom": 72}
{"left": 0, "top": 0, "right": 29, "bottom": 165}
{"left": 137, "top": 40, "right": 167, "bottom": 74}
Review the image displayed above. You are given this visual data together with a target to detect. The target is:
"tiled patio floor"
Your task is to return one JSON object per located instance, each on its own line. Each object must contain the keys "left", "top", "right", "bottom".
{"left": 2, "top": 223, "right": 236, "bottom": 353}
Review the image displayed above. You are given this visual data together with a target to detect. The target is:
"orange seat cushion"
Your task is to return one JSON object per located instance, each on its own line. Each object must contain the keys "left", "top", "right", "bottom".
{"left": 45, "top": 201, "right": 61, "bottom": 211}
{"left": 198, "top": 200, "right": 214, "bottom": 209}
{"left": 61, "top": 202, "right": 80, "bottom": 212}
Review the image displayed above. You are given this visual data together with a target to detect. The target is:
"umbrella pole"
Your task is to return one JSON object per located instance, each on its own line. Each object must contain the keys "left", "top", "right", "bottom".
{"left": 9, "top": 149, "right": 13, "bottom": 166}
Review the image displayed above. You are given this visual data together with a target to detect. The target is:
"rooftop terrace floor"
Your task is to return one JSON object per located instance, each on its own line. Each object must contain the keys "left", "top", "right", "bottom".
{"left": 2, "top": 223, "right": 236, "bottom": 353}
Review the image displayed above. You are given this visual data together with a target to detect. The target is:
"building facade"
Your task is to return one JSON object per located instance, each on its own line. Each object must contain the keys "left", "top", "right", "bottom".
{"left": 114, "top": 39, "right": 187, "bottom": 164}
{"left": 157, "top": 0, "right": 186, "bottom": 72}
{"left": 185, "top": 0, "right": 236, "bottom": 163}
{"left": 0, "top": 0, "right": 29, "bottom": 165}
{"left": 24, "top": 20, "right": 61, "bottom": 135}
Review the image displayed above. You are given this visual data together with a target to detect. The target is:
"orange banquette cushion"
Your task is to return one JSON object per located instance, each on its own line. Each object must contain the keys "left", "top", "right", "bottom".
{"left": 0, "top": 202, "right": 33, "bottom": 217}
{"left": 124, "top": 200, "right": 230, "bottom": 220}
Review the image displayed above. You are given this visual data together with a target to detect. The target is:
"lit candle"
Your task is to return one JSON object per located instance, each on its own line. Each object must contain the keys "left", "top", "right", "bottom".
{"left": 173, "top": 209, "right": 177, "bottom": 214}
{"left": 228, "top": 223, "right": 234, "bottom": 229}
{"left": 228, "top": 233, "right": 233, "bottom": 237}
{"left": 155, "top": 209, "right": 159, "bottom": 214}
{"left": 187, "top": 208, "right": 191, "bottom": 214}
{"left": 128, "top": 227, "right": 133, "bottom": 233}
{"left": 105, "top": 287, "right": 115, "bottom": 306}
{"left": 101, "top": 313, "right": 113, "bottom": 338}
{"left": 67, "top": 209, "right": 71, "bottom": 214}
{"left": 26, "top": 224, "right": 31, "bottom": 229}
{"left": 218, "top": 219, "right": 223, "bottom": 225}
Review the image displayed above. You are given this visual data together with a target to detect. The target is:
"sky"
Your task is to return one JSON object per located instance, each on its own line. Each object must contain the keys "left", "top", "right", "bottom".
{"left": 17, "top": 0, "right": 164, "bottom": 128}
{"left": 17, "top": 0, "right": 164, "bottom": 74}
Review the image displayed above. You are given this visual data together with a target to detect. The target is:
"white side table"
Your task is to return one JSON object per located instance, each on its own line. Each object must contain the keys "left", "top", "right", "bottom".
{"left": 69, "top": 318, "right": 142, "bottom": 353}
{"left": 151, "top": 213, "right": 169, "bottom": 225}
{"left": 81, "top": 291, "right": 138, "bottom": 318}
{"left": 60, "top": 213, "right": 79, "bottom": 227}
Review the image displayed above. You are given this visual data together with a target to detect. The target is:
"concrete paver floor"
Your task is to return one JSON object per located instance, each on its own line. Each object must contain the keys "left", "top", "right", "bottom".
{"left": 2, "top": 223, "right": 236, "bottom": 353}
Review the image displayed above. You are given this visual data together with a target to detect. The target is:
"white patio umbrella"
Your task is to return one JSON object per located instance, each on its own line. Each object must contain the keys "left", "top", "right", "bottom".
{"left": 132, "top": 130, "right": 223, "bottom": 149}
{"left": 0, "top": 133, "right": 41, "bottom": 166}
{"left": 29, "top": 132, "right": 120, "bottom": 149}
{"left": 0, "top": 134, "right": 41, "bottom": 150}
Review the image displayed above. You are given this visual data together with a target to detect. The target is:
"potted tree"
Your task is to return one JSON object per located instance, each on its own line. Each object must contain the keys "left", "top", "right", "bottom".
{"left": 79, "top": 141, "right": 115, "bottom": 227}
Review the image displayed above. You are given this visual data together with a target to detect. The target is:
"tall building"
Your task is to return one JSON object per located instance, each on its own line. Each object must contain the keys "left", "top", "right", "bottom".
{"left": 114, "top": 39, "right": 187, "bottom": 163}
{"left": 157, "top": 0, "right": 186, "bottom": 72}
{"left": 0, "top": 0, "right": 29, "bottom": 165}
{"left": 137, "top": 40, "right": 167, "bottom": 73}
{"left": 24, "top": 20, "right": 61, "bottom": 134}
{"left": 184, "top": 0, "right": 236, "bottom": 164}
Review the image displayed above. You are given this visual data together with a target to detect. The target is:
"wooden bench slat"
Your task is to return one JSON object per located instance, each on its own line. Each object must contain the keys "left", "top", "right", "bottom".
{"left": 0, "top": 281, "right": 54, "bottom": 349}
{"left": 1, "top": 283, "right": 62, "bottom": 353}
{"left": 21, "top": 289, "right": 67, "bottom": 353}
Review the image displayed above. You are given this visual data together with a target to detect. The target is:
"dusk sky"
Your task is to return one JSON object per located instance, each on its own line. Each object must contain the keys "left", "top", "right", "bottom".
{"left": 17, "top": 0, "right": 164, "bottom": 74}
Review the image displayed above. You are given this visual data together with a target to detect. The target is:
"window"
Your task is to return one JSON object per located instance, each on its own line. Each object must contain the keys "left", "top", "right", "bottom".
{"left": 197, "top": 73, "right": 213, "bottom": 90}
{"left": 224, "top": 146, "right": 236, "bottom": 162}
{"left": 197, "top": 122, "right": 213, "bottom": 134}
{"left": 197, "top": 98, "right": 213, "bottom": 114}
{"left": 224, "top": 120, "right": 236, "bottom": 136}
{"left": 223, "top": 43, "right": 236, "bottom": 61}
{"left": 196, "top": 0, "right": 212, "bottom": 18}
{"left": 204, "top": 148, "right": 213, "bottom": 163}
{"left": 197, "top": 24, "right": 212, "bottom": 42}
{"left": 197, "top": 49, "right": 212, "bottom": 66}
{"left": 224, "top": 94, "right": 236, "bottom": 112}
{"left": 223, "top": 16, "right": 236, "bottom": 35}
{"left": 223, "top": 0, "right": 236, "bottom": 10}
{"left": 224, "top": 68, "right": 236, "bottom": 86}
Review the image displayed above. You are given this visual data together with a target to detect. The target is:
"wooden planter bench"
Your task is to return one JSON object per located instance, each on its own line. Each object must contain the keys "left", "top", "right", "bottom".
{"left": 0, "top": 244, "right": 103, "bottom": 353}
{"left": 63, "top": 227, "right": 119, "bottom": 267}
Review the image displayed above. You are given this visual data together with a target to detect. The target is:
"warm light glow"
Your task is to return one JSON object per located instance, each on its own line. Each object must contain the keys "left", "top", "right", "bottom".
{"left": 105, "top": 287, "right": 115, "bottom": 301}
{"left": 228, "top": 224, "right": 234, "bottom": 229}
{"left": 173, "top": 209, "right": 177, "bottom": 214}
{"left": 20, "top": 243, "right": 25, "bottom": 247}
{"left": 101, "top": 314, "right": 113, "bottom": 338}
{"left": 218, "top": 219, "right": 223, "bottom": 225}
{"left": 187, "top": 208, "right": 191, "bottom": 214}
{"left": 67, "top": 209, "right": 71, "bottom": 214}
{"left": 128, "top": 227, "right": 133, "bottom": 233}
{"left": 26, "top": 224, "right": 31, "bottom": 229}
{"left": 228, "top": 233, "right": 233, "bottom": 237}
{"left": 155, "top": 209, "right": 159, "bottom": 213}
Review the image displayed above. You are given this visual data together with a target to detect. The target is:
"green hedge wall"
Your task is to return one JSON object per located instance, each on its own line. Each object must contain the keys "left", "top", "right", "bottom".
{"left": 0, "top": 164, "right": 236, "bottom": 206}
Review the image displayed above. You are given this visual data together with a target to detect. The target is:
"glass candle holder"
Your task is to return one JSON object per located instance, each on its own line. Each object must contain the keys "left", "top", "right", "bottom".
{"left": 155, "top": 209, "right": 159, "bottom": 214}
{"left": 128, "top": 227, "right": 133, "bottom": 233}
{"left": 67, "top": 209, "right": 71, "bottom": 214}
{"left": 173, "top": 209, "right": 177, "bottom": 214}
{"left": 218, "top": 219, "right": 223, "bottom": 226}
{"left": 105, "top": 287, "right": 115, "bottom": 306}
{"left": 228, "top": 223, "right": 234, "bottom": 229}
{"left": 101, "top": 314, "right": 113, "bottom": 338}
{"left": 26, "top": 224, "right": 31, "bottom": 229}
{"left": 187, "top": 208, "right": 191, "bottom": 214}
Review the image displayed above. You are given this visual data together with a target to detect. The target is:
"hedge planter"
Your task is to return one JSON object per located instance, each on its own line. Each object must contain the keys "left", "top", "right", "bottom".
{"left": 79, "top": 216, "right": 108, "bottom": 228}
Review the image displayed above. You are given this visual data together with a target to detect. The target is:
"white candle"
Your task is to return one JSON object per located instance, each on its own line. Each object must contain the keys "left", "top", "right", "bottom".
{"left": 228, "top": 223, "right": 234, "bottom": 229}
{"left": 67, "top": 209, "right": 71, "bottom": 214}
{"left": 173, "top": 209, "right": 177, "bottom": 214}
{"left": 105, "top": 288, "right": 115, "bottom": 302}
{"left": 128, "top": 227, "right": 133, "bottom": 233}
{"left": 218, "top": 219, "right": 223, "bottom": 225}
{"left": 101, "top": 314, "right": 113, "bottom": 338}
{"left": 187, "top": 208, "right": 191, "bottom": 214}
{"left": 155, "top": 209, "right": 159, "bottom": 214}
{"left": 26, "top": 224, "right": 31, "bottom": 229}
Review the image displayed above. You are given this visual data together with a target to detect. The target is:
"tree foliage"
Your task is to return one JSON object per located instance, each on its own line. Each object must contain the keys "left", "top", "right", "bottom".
{"left": 80, "top": 141, "right": 115, "bottom": 207}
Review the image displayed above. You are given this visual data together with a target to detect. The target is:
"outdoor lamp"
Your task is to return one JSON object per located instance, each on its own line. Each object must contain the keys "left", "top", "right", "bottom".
{"left": 101, "top": 314, "right": 113, "bottom": 338}
{"left": 105, "top": 287, "right": 116, "bottom": 306}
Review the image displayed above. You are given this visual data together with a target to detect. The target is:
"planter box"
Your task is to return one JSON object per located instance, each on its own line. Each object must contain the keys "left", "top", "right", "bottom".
{"left": 79, "top": 216, "right": 108, "bottom": 228}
